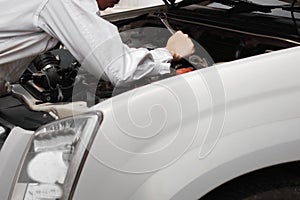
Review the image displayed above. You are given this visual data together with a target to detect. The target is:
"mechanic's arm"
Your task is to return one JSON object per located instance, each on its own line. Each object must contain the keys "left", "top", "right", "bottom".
{"left": 37, "top": 0, "right": 194, "bottom": 85}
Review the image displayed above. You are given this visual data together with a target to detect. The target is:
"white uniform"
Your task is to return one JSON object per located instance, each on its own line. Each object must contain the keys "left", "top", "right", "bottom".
{"left": 0, "top": 0, "right": 172, "bottom": 94}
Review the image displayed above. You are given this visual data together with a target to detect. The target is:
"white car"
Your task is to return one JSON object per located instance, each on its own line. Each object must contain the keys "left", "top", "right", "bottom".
{"left": 1, "top": 0, "right": 300, "bottom": 199}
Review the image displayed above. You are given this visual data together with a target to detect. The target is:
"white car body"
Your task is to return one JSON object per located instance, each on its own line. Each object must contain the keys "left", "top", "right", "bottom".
{"left": 1, "top": 43, "right": 300, "bottom": 199}
{"left": 0, "top": 43, "right": 300, "bottom": 200}
{"left": 73, "top": 46, "right": 300, "bottom": 199}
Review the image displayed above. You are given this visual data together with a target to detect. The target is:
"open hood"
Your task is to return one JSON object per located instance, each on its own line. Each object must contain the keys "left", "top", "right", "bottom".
{"left": 163, "top": 0, "right": 300, "bottom": 14}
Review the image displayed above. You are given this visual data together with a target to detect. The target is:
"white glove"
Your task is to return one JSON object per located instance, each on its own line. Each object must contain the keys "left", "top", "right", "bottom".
{"left": 165, "top": 31, "right": 195, "bottom": 61}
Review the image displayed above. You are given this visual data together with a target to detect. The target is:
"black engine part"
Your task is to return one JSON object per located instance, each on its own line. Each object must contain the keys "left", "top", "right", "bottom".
{"left": 21, "top": 50, "right": 80, "bottom": 103}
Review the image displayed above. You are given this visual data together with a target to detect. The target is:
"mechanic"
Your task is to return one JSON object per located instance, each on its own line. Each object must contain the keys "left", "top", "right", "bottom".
{"left": 0, "top": 0, "right": 195, "bottom": 96}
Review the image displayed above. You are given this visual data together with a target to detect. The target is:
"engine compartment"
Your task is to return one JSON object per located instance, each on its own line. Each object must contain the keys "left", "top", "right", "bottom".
{"left": 116, "top": 11, "right": 298, "bottom": 62}
{"left": 2, "top": 8, "right": 299, "bottom": 130}
{"left": 21, "top": 11, "right": 298, "bottom": 102}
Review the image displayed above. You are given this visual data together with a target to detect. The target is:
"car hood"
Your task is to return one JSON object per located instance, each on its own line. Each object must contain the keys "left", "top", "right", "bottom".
{"left": 162, "top": 0, "right": 299, "bottom": 15}
{"left": 163, "top": 0, "right": 295, "bottom": 6}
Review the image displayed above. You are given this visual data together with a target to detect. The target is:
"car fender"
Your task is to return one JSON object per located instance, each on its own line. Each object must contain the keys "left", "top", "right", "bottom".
{"left": 73, "top": 46, "right": 300, "bottom": 199}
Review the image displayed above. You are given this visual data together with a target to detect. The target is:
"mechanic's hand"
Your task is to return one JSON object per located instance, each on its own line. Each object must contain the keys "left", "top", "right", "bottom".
{"left": 166, "top": 31, "right": 195, "bottom": 61}
{"left": 176, "top": 67, "right": 193, "bottom": 75}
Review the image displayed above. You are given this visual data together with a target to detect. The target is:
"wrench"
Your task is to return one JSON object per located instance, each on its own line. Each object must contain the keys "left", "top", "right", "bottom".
{"left": 158, "top": 13, "right": 210, "bottom": 68}
{"left": 158, "top": 13, "right": 177, "bottom": 35}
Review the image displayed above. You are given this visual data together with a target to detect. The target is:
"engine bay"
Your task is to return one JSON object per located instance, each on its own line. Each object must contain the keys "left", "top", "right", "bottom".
{"left": 19, "top": 13, "right": 298, "bottom": 102}
{"left": 1, "top": 8, "right": 299, "bottom": 131}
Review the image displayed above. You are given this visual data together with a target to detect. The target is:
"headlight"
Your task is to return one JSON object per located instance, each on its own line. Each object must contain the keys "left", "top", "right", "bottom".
{"left": 10, "top": 112, "right": 102, "bottom": 200}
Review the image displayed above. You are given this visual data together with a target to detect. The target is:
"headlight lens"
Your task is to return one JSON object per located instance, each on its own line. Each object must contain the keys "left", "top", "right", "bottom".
{"left": 10, "top": 112, "right": 102, "bottom": 200}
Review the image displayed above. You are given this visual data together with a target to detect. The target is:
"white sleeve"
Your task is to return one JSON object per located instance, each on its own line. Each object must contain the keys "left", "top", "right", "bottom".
{"left": 36, "top": 0, "right": 172, "bottom": 86}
